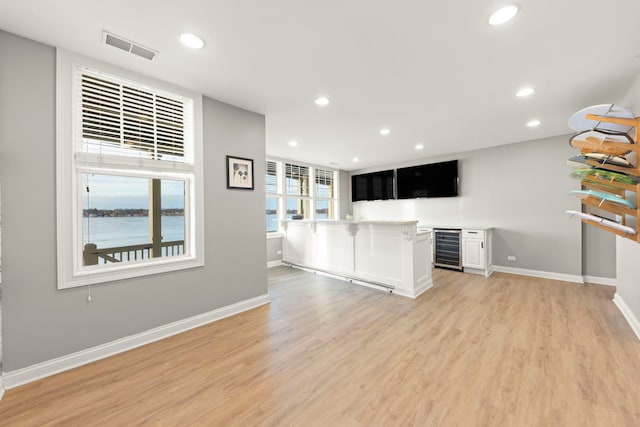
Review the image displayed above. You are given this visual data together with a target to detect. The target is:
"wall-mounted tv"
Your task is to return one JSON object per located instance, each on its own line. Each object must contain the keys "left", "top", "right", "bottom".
{"left": 396, "top": 160, "right": 459, "bottom": 199}
{"left": 351, "top": 169, "right": 395, "bottom": 202}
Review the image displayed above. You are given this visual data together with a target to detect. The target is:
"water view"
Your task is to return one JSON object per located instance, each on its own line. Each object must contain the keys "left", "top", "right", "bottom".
{"left": 83, "top": 216, "right": 185, "bottom": 248}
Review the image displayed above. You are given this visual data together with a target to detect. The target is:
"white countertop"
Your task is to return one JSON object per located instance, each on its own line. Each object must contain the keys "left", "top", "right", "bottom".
{"left": 418, "top": 225, "right": 493, "bottom": 231}
{"left": 282, "top": 219, "right": 419, "bottom": 225}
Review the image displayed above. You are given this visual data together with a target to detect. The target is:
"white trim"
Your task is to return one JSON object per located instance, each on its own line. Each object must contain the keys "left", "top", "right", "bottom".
{"left": 266, "top": 233, "right": 283, "bottom": 240}
{"left": 267, "top": 260, "right": 283, "bottom": 268}
{"left": 493, "top": 265, "right": 584, "bottom": 283}
{"left": 1, "top": 294, "right": 270, "bottom": 390}
{"left": 394, "top": 279, "right": 434, "bottom": 299}
{"left": 613, "top": 293, "right": 640, "bottom": 341}
{"left": 0, "top": 375, "right": 4, "bottom": 400}
{"left": 583, "top": 275, "right": 617, "bottom": 286}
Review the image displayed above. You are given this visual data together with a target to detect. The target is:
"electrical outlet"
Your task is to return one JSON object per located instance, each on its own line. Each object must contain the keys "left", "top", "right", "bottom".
{"left": 276, "top": 250, "right": 282, "bottom": 255}
{"left": 508, "top": 256, "right": 516, "bottom": 261}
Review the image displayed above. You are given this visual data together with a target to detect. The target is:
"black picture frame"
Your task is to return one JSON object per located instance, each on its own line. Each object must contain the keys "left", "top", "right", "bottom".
{"left": 226, "top": 155, "right": 255, "bottom": 190}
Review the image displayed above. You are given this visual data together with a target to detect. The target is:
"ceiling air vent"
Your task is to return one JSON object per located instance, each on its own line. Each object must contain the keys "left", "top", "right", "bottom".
{"left": 102, "top": 31, "right": 157, "bottom": 61}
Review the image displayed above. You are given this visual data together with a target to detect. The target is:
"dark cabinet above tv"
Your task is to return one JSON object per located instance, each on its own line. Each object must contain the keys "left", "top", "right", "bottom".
{"left": 351, "top": 169, "right": 395, "bottom": 202}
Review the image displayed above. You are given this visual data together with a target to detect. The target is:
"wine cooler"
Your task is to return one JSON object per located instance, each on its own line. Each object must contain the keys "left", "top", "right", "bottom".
{"left": 433, "top": 229, "right": 462, "bottom": 271}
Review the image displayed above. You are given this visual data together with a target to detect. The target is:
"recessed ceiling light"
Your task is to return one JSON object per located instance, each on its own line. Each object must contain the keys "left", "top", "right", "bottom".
{"left": 526, "top": 119, "right": 541, "bottom": 127}
{"left": 516, "top": 87, "right": 535, "bottom": 97}
{"left": 352, "top": 157, "right": 360, "bottom": 163}
{"left": 380, "top": 128, "right": 391, "bottom": 136}
{"left": 288, "top": 140, "right": 298, "bottom": 147}
{"left": 489, "top": 4, "right": 520, "bottom": 26}
{"left": 180, "top": 33, "right": 205, "bottom": 49}
{"left": 315, "top": 97, "right": 330, "bottom": 106}
{"left": 415, "top": 143, "right": 424, "bottom": 150}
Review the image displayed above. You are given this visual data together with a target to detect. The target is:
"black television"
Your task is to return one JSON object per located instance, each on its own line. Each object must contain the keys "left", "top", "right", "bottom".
{"left": 351, "top": 169, "right": 395, "bottom": 202}
{"left": 396, "top": 160, "right": 459, "bottom": 199}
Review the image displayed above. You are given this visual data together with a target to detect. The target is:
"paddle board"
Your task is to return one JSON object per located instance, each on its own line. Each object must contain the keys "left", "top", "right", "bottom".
{"left": 565, "top": 210, "right": 636, "bottom": 235}
{"left": 569, "top": 189, "right": 636, "bottom": 209}
{"left": 569, "top": 168, "right": 638, "bottom": 185}
{"left": 569, "top": 129, "right": 635, "bottom": 155}
{"left": 583, "top": 152, "right": 635, "bottom": 168}
{"left": 568, "top": 104, "right": 635, "bottom": 133}
{"left": 566, "top": 153, "right": 635, "bottom": 169}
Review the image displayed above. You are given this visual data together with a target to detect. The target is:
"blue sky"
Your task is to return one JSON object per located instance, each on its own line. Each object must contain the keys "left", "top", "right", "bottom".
{"left": 83, "top": 174, "right": 185, "bottom": 209}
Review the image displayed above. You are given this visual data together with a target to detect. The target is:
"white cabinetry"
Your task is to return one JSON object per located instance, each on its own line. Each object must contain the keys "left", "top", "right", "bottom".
{"left": 282, "top": 220, "right": 433, "bottom": 299}
{"left": 461, "top": 229, "right": 493, "bottom": 276}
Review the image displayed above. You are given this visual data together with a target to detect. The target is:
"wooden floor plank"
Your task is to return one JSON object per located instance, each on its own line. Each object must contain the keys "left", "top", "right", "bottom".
{"left": 1, "top": 266, "right": 640, "bottom": 426}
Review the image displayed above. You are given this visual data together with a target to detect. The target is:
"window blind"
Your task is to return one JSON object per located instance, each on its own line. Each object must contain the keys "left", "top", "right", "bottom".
{"left": 315, "top": 168, "right": 335, "bottom": 198}
{"left": 76, "top": 67, "right": 193, "bottom": 163}
{"left": 285, "top": 163, "right": 310, "bottom": 196}
{"left": 266, "top": 160, "right": 278, "bottom": 193}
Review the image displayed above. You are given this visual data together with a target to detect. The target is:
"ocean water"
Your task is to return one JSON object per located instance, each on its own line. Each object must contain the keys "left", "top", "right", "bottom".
{"left": 83, "top": 216, "right": 185, "bottom": 248}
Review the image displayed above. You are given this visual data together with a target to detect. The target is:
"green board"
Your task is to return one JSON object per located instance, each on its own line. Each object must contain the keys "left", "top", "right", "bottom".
{"left": 570, "top": 168, "right": 638, "bottom": 185}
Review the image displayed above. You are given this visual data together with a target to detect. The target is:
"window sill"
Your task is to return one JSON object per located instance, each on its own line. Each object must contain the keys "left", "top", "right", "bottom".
{"left": 267, "top": 233, "right": 283, "bottom": 240}
{"left": 60, "top": 256, "right": 204, "bottom": 289}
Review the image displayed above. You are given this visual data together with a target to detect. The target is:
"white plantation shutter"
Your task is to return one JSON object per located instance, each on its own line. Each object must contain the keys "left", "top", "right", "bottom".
{"left": 75, "top": 66, "right": 193, "bottom": 163}
{"left": 315, "top": 168, "right": 335, "bottom": 198}
{"left": 285, "top": 163, "right": 310, "bottom": 196}
{"left": 266, "top": 160, "right": 278, "bottom": 193}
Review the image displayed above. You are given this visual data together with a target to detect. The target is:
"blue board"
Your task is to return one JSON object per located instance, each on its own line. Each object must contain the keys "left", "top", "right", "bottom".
{"left": 569, "top": 189, "right": 636, "bottom": 209}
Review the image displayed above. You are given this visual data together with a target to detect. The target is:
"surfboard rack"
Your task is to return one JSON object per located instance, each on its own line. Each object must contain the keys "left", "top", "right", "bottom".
{"left": 569, "top": 114, "right": 640, "bottom": 242}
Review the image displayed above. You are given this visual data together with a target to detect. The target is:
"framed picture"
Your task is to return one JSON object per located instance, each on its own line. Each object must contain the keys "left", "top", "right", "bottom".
{"left": 226, "top": 155, "right": 254, "bottom": 190}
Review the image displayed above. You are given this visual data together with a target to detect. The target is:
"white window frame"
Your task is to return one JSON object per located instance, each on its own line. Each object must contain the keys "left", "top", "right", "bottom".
{"left": 313, "top": 168, "right": 338, "bottom": 220}
{"left": 285, "top": 162, "right": 312, "bottom": 220}
{"left": 266, "top": 160, "right": 282, "bottom": 234}
{"left": 266, "top": 158, "right": 339, "bottom": 231}
{"left": 56, "top": 49, "right": 205, "bottom": 289}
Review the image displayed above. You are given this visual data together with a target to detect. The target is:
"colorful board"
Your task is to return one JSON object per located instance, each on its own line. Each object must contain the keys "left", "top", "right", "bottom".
{"left": 584, "top": 152, "right": 635, "bottom": 167}
{"left": 566, "top": 154, "right": 635, "bottom": 169}
{"left": 569, "top": 168, "right": 638, "bottom": 185}
{"left": 565, "top": 210, "right": 636, "bottom": 235}
{"left": 568, "top": 130, "right": 635, "bottom": 155}
{"left": 568, "top": 104, "right": 635, "bottom": 133}
{"left": 569, "top": 189, "right": 636, "bottom": 209}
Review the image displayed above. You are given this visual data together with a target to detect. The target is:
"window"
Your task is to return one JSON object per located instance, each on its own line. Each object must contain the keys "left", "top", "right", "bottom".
{"left": 285, "top": 163, "right": 310, "bottom": 219}
{"left": 265, "top": 159, "right": 339, "bottom": 231}
{"left": 265, "top": 160, "right": 280, "bottom": 233}
{"left": 57, "top": 51, "right": 204, "bottom": 289}
{"left": 314, "top": 168, "right": 336, "bottom": 219}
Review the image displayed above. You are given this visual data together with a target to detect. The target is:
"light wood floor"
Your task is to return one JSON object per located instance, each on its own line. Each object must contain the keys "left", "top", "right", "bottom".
{"left": 1, "top": 267, "right": 640, "bottom": 426}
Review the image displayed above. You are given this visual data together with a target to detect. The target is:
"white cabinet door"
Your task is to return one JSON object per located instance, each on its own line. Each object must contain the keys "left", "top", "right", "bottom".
{"left": 462, "top": 238, "right": 485, "bottom": 269}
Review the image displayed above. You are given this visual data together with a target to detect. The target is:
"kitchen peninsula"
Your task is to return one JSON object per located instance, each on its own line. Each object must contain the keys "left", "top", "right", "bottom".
{"left": 280, "top": 220, "right": 432, "bottom": 298}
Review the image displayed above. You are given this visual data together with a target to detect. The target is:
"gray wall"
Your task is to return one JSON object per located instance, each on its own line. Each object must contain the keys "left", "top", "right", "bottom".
{"left": 0, "top": 31, "right": 267, "bottom": 372}
{"left": 615, "top": 73, "right": 640, "bottom": 323}
{"left": 351, "top": 136, "right": 592, "bottom": 277}
{"left": 583, "top": 225, "right": 616, "bottom": 278}
{"left": 339, "top": 170, "right": 351, "bottom": 219}
{"left": 267, "top": 237, "right": 282, "bottom": 264}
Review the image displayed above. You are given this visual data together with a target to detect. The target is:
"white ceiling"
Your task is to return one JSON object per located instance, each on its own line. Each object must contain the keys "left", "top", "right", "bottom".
{"left": 1, "top": 0, "right": 639, "bottom": 170}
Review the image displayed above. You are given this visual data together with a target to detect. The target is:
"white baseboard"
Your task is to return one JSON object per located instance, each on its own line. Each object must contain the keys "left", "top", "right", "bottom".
{"left": 613, "top": 293, "right": 640, "bottom": 341}
{"left": 583, "top": 275, "right": 617, "bottom": 286}
{"left": 267, "top": 260, "right": 283, "bottom": 268}
{"left": 1, "top": 294, "right": 270, "bottom": 391}
{"left": 395, "top": 279, "right": 433, "bottom": 299}
{"left": 493, "top": 265, "right": 584, "bottom": 284}
{"left": 0, "top": 375, "right": 4, "bottom": 400}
